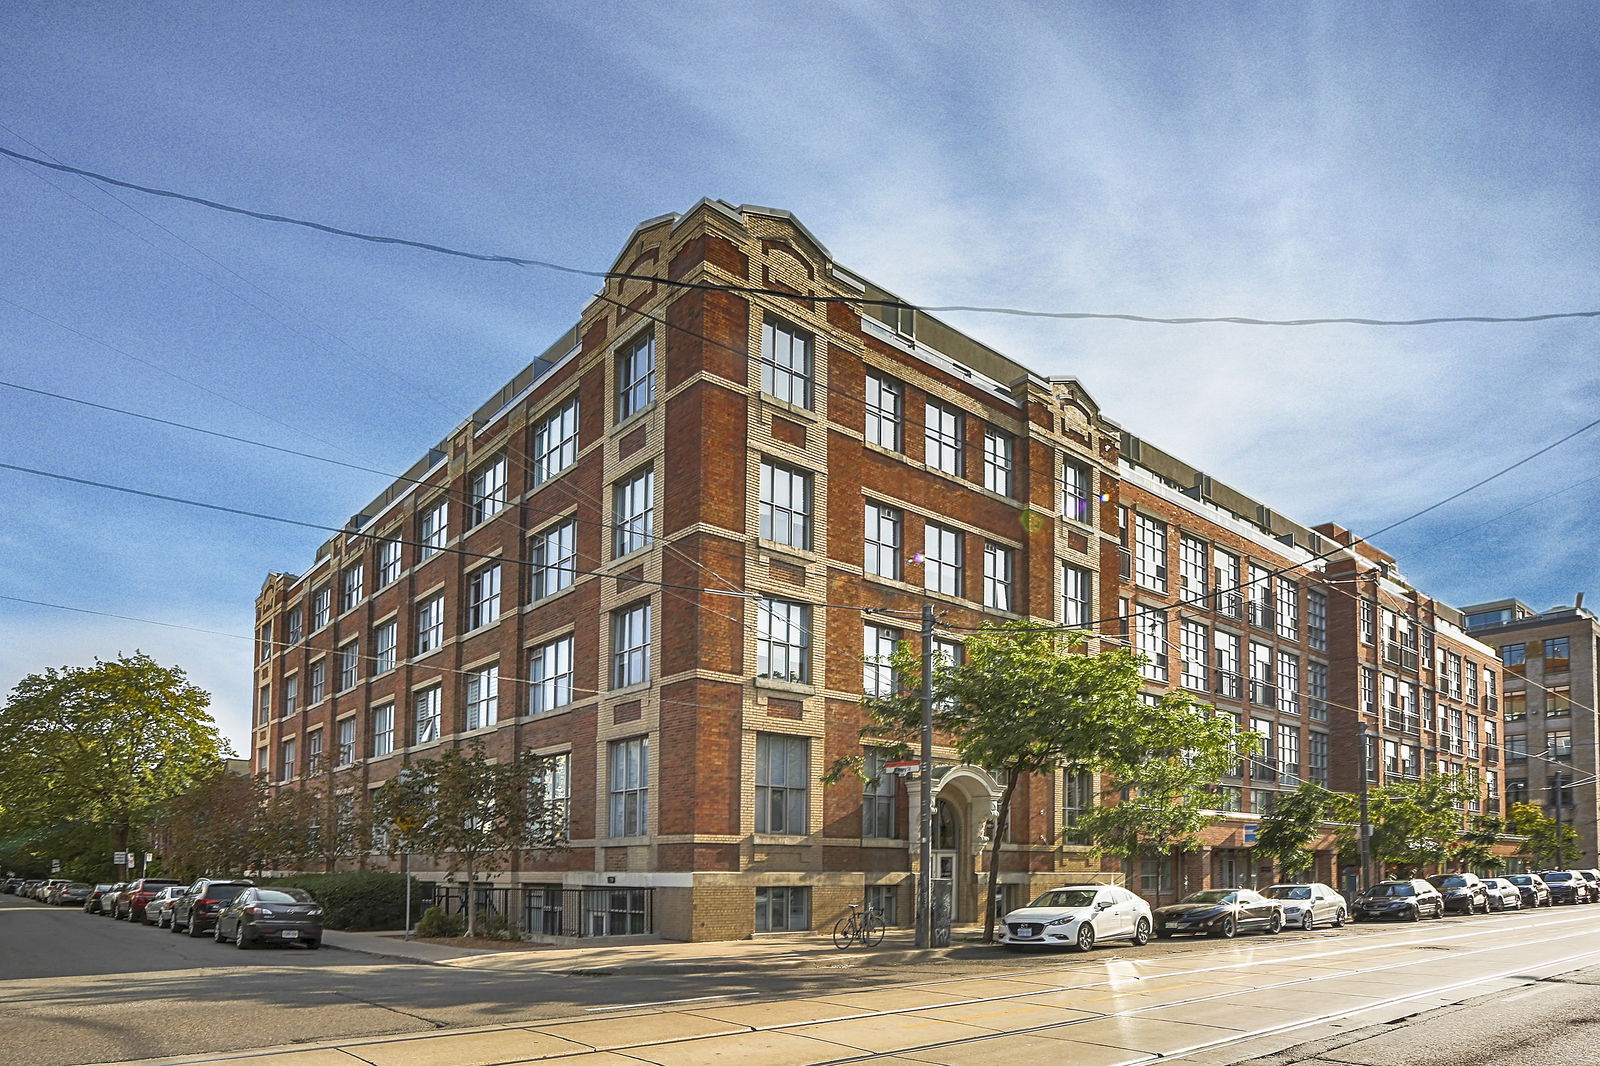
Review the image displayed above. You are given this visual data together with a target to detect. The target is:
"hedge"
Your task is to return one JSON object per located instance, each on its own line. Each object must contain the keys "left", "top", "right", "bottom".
{"left": 257, "top": 871, "right": 419, "bottom": 931}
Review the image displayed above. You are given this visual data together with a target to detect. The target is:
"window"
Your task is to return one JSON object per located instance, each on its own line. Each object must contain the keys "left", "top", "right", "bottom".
{"left": 465, "top": 664, "right": 499, "bottom": 730}
{"left": 281, "top": 738, "right": 297, "bottom": 780}
{"left": 1063, "top": 460, "right": 1092, "bottom": 523}
{"left": 374, "top": 620, "right": 397, "bottom": 674}
{"left": 1215, "top": 550, "right": 1241, "bottom": 618}
{"left": 1252, "top": 717, "right": 1275, "bottom": 780}
{"left": 1504, "top": 734, "right": 1527, "bottom": 761}
{"left": 1547, "top": 685, "right": 1572, "bottom": 716}
{"left": 1359, "top": 600, "right": 1376, "bottom": 644}
{"left": 1134, "top": 514, "right": 1168, "bottom": 592}
{"left": 1214, "top": 630, "right": 1241, "bottom": 700}
{"left": 1277, "top": 652, "right": 1300, "bottom": 714}
{"left": 1247, "top": 564, "right": 1273, "bottom": 630}
{"left": 1501, "top": 643, "right": 1527, "bottom": 672}
{"left": 864, "top": 624, "right": 901, "bottom": 697}
{"left": 414, "top": 687, "right": 442, "bottom": 744}
{"left": 1484, "top": 668, "right": 1498, "bottom": 713}
{"left": 1306, "top": 589, "right": 1327, "bottom": 651}
{"left": 1465, "top": 662, "right": 1479, "bottom": 706}
{"left": 283, "top": 675, "right": 298, "bottom": 718}
{"left": 865, "top": 373, "right": 903, "bottom": 451}
{"left": 1507, "top": 778, "right": 1528, "bottom": 806}
{"left": 1249, "top": 641, "right": 1274, "bottom": 706}
{"left": 757, "top": 598, "right": 811, "bottom": 684}
{"left": 1551, "top": 729, "right": 1573, "bottom": 760}
{"left": 1179, "top": 535, "right": 1208, "bottom": 598}
{"left": 1545, "top": 636, "right": 1571, "bottom": 671}
{"left": 1180, "top": 620, "right": 1209, "bottom": 691}
{"left": 306, "top": 730, "right": 324, "bottom": 774}
{"left": 1278, "top": 725, "right": 1301, "bottom": 784}
{"left": 612, "top": 466, "right": 654, "bottom": 557}
{"left": 1308, "top": 661, "right": 1329, "bottom": 721}
{"left": 1061, "top": 565, "right": 1092, "bottom": 627}
{"left": 924, "top": 400, "right": 964, "bottom": 475}
{"left": 371, "top": 703, "right": 394, "bottom": 757}
{"left": 615, "top": 331, "right": 655, "bottom": 420}
{"left": 377, "top": 538, "right": 402, "bottom": 587}
{"left": 923, "top": 522, "right": 963, "bottom": 597}
{"left": 341, "top": 564, "right": 363, "bottom": 613}
{"left": 1063, "top": 771, "right": 1096, "bottom": 845}
{"left": 1504, "top": 690, "right": 1527, "bottom": 719}
{"left": 529, "top": 635, "right": 575, "bottom": 715}
{"left": 418, "top": 500, "right": 448, "bottom": 560}
{"left": 309, "top": 659, "right": 326, "bottom": 705}
{"left": 336, "top": 718, "right": 356, "bottom": 768}
{"left": 1136, "top": 609, "right": 1168, "bottom": 683}
{"left": 866, "top": 884, "right": 898, "bottom": 925}
{"left": 1275, "top": 582, "right": 1299, "bottom": 640}
{"left": 312, "top": 586, "right": 331, "bottom": 630}
{"left": 761, "top": 317, "right": 814, "bottom": 408}
{"left": 259, "top": 621, "right": 272, "bottom": 662}
{"left": 611, "top": 602, "right": 651, "bottom": 688}
{"left": 1445, "top": 651, "right": 1462, "bottom": 699}
{"left": 337, "top": 640, "right": 360, "bottom": 692}
{"left": 533, "top": 397, "right": 580, "bottom": 484}
{"left": 864, "top": 502, "right": 903, "bottom": 580}
{"left": 755, "top": 886, "right": 809, "bottom": 933}
{"left": 862, "top": 750, "right": 899, "bottom": 838}
{"left": 257, "top": 747, "right": 268, "bottom": 774}
{"left": 1140, "top": 859, "right": 1174, "bottom": 896}
{"left": 759, "top": 460, "right": 812, "bottom": 549}
{"left": 286, "top": 607, "right": 303, "bottom": 644}
{"left": 537, "top": 752, "right": 571, "bottom": 838}
{"left": 609, "top": 736, "right": 649, "bottom": 837}
{"left": 756, "top": 733, "right": 809, "bottom": 834}
{"left": 469, "top": 454, "right": 509, "bottom": 525}
{"left": 416, "top": 595, "right": 445, "bottom": 655}
{"left": 1309, "top": 732, "right": 1329, "bottom": 785}
{"left": 466, "top": 564, "right": 502, "bottom": 630}
{"left": 531, "top": 518, "right": 577, "bottom": 600}
{"left": 983, "top": 543, "right": 1014, "bottom": 612}
{"left": 983, "top": 428, "right": 1014, "bottom": 497}
{"left": 257, "top": 684, "right": 271, "bottom": 726}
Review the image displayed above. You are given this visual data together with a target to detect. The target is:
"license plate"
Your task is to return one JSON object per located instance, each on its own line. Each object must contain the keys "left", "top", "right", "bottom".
{"left": 281, "top": 930, "right": 299, "bottom": 939}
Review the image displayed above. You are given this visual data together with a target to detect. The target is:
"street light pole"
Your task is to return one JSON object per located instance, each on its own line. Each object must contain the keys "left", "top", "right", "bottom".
{"left": 916, "top": 602, "right": 935, "bottom": 950}
{"left": 1358, "top": 721, "right": 1372, "bottom": 891}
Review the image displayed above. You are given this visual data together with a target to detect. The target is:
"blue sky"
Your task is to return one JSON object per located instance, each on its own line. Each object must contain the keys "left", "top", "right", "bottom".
{"left": 2, "top": 1, "right": 1596, "bottom": 752}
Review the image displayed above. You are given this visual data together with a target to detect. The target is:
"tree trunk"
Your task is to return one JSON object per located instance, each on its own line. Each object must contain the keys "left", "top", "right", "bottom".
{"left": 981, "top": 775, "right": 1021, "bottom": 943}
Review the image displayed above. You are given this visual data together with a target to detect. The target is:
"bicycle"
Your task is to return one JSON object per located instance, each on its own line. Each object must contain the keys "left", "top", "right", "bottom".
{"left": 832, "top": 903, "right": 886, "bottom": 949}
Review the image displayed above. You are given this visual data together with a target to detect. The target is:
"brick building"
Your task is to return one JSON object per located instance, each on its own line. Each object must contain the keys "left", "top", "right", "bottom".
{"left": 253, "top": 201, "right": 1506, "bottom": 941}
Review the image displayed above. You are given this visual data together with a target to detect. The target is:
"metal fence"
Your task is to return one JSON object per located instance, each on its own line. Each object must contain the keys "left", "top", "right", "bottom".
{"left": 431, "top": 883, "right": 654, "bottom": 938}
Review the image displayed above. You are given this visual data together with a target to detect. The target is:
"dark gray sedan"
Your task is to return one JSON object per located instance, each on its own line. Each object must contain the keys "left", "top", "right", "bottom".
{"left": 212, "top": 888, "right": 325, "bottom": 949}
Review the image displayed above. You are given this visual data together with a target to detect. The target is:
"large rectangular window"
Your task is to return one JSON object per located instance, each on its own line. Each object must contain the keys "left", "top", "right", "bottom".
{"left": 377, "top": 539, "right": 402, "bottom": 587}
{"left": 864, "top": 502, "right": 903, "bottom": 580}
{"left": 312, "top": 586, "right": 331, "bottom": 630}
{"left": 372, "top": 619, "right": 396, "bottom": 675}
{"left": 468, "top": 454, "right": 508, "bottom": 526}
{"left": 336, "top": 717, "right": 356, "bottom": 768}
{"left": 1063, "top": 460, "right": 1092, "bottom": 524}
{"left": 611, "top": 602, "right": 651, "bottom": 689}
{"left": 416, "top": 595, "right": 445, "bottom": 655}
{"left": 414, "top": 687, "right": 442, "bottom": 744}
{"left": 341, "top": 564, "right": 364, "bottom": 613}
{"left": 862, "top": 750, "right": 899, "bottom": 838}
{"left": 982, "top": 543, "right": 1013, "bottom": 612}
{"left": 309, "top": 659, "right": 326, "bottom": 704}
{"left": 983, "top": 428, "right": 1014, "bottom": 497}
{"left": 286, "top": 607, "right": 303, "bottom": 644}
{"left": 924, "top": 522, "right": 963, "bottom": 597}
{"left": 924, "top": 400, "right": 964, "bottom": 476}
{"left": 532, "top": 396, "right": 580, "bottom": 484}
{"left": 1308, "top": 731, "right": 1329, "bottom": 785}
{"left": 282, "top": 675, "right": 298, "bottom": 718}
{"left": 538, "top": 752, "right": 571, "bottom": 838}
{"left": 865, "top": 373, "right": 903, "bottom": 451}
{"left": 759, "top": 460, "right": 812, "bottom": 549}
{"left": 257, "top": 684, "right": 271, "bottom": 726}
{"left": 1307, "top": 589, "right": 1328, "bottom": 651}
{"left": 281, "top": 738, "right": 296, "bottom": 780}
{"left": 612, "top": 466, "right": 654, "bottom": 557}
{"left": 761, "top": 317, "right": 814, "bottom": 409}
{"left": 1136, "top": 608, "right": 1168, "bottom": 682}
{"left": 465, "top": 664, "right": 499, "bottom": 730}
{"left": 615, "top": 331, "right": 655, "bottom": 420}
{"left": 531, "top": 518, "right": 577, "bottom": 600}
{"left": 1215, "top": 550, "right": 1241, "bottom": 618}
{"left": 1061, "top": 565, "right": 1092, "bottom": 627}
{"left": 1180, "top": 620, "right": 1209, "bottom": 691}
{"left": 1215, "top": 630, "right": 1241, "bottom": 699}
{"left": 371, "top": 703, "right": 394, "bottom": 757}
{"left": 1279, "top": 726, "right": 1301, "bottom": 784}
{"left": 756, "top": 733, "right": 809, "bottom": 835}
{"left": 1134, "top": 514, "right": 1168, "bottom": 592}
{"left": 1247, "top": 564, "right": 1274, "bottom": 630}
{"left": 466, "top": 564, "right": 502, "bottom": 630}
{"left": 609, "top": 736, "right": 649, "bottom": 837}
{"left": 528, "top": 635, "right": 574, "bottom": 715}
{"left": 757, "top": 598, "right": 811, "bottom": 684}
{"left": 418, "top": 500, "right": 448, "bottom": 560}
{"left": 1277, "top": 651, "right": 1300, "bottom": 715}
{"left": 1248, "top": 641, "right": 1274, "bottom": 706}
{"left": 1308, "top": 660, "right": 1329, "bottom": 720}
{"left": 1275, "top": 581, "right": 1299, "bottom": 640}
{"left": 1545, "top": 637, "right": 1571, "bottom": 671}
{"left": 1063, "top": 771, "right": 1096, "bottom": 845}
{"left": 337, "top": 640, "right": 360, "bottom": 692}
{"left": 864, "top": 624, "right": 901, "bottom": 697}
{"left": 1179, "top": 534, "right": 1208, "bottom": 598}
{"left": 755, "top": 886, "right": 809, "bottom": 933}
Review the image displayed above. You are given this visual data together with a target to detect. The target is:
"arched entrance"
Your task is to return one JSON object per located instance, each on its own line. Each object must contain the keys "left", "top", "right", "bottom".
{"left": 914, "top": 765, "right": 1004, "bottom": 924}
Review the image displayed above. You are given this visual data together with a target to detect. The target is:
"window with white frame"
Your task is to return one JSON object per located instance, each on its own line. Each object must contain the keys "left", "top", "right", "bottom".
{"left": 608, "top": 736, "right": 649, "bottom": 837}
{"left": 862, "top": 749, "right": 899, "bottom": 838}
{"left": 864, "top": 624, "right": 901, "bottom": 697}
{"left": 1361, "top": 666, "right": 1377, "bottom": 713}
{"left": 374, "top": 619, "right": 397, "bottom": 674}
{"left": 531, "top": 518, "right": 577, "bottom": 600}
{"left": 1277, "top": 651, "right": 1300, "bottom": 714}
{"left": 259, "top": 621, "right": 272, "bottom": 662}
{"left": 1061, "top": 564, "right": 1092, "bottom": 627}
{"left": 286, "top": 607, "right": 303, "bottom": 644}
{"left": 1136, "top": 608, "right": 1168, "bottom": 682}
{"left": 528, "top": 634, "right": 574, "bottom": 715}
{"left": 1179, "top": 534, "right": 1208, "bottom": 598}
{"left": 759, "top": 460, "right": 812, "bottom": 549}
{"left": 755, "top": 885, "right": 809, "bottom": 933}
{"left": 1247, "top": 564, "right": 1273, "bottom": 629}
{"left": 469, "top": 453, "right": 508, "bottom": 526}
{"left": 983, "top": 543, "right": 1013, "bottom": 612}
{"left": 466, "top": 564, "right": 502, "bottom": 630}
{"left": 257, "top": 746, "right": 268, "bottom": 774}
{"left": 465, "top": 663, "right": 499, "bottom": 730}
{"left": 864, "top": 502, "right": 903, "bottom": 580}
{"left": 1248, "top": 641, "right": 1274, "bottom": 705}
{"left": 924, "top": 522, "right": 963, "bottom": 597}
{"left": 309, "top": 659, "right": 326, "bottom": 704}
{"left": 1063, "top": 460, "right": 1092, "bottom": 524}
{"left": 756, "top": 733, "right": 809, "bottom": 835}
{"left": 757, "top": 598, "right": 811, "bottom": 684}
{"left": 537, "top": 752, "right": 571, "bottom": 838}
{"left": 1359, "top": 599, "right": 1375, "bottom": 643}
{"left": 761, "top": 317, "right": 814, "bottom": 409}
{"left": 336, "top": 717, "right": 356, "bottom": 768}
{"left": 1063, "top": 770, "right": 1096, "bottom": 844}
{"left": 1308, "top": 660, "right": 1328, "bottom": 720}
{"left": 1275, "top": 581, "right": 1299, "bottom": 640}
{"left": 1215, "top": 549, "right": 1241, "bottom": 618}
{"left": 983, "top": 428, "right": 1014, "bottom": 497}
{"left": 258, "top": 684, "right": 271, "bottom": 726}
{"left": 1466, "top": 662, "right": 1479, "bottom": 706}
{"left": 1307, "top": 588, "right": 1327, "bottom": 651}
{"left": 416, "top": 595, "right": 444, "bottom": 655}
{"left": 1252, "top": 717, "right": 1275, "bottom": 779}
{"left": 615, "top": 330, "right": 655, "bottom": 420}
{"left": 1134, "top": 514, "right": 1168, "bottom": 592}
{"left": 612, "top": 466, "right": 654, "bottom": 557}
{"left": 532, "top": 396, "right": 580, "bottom": 484}
{"left": 312, "top": 586, "right": 331, "bottom": 629}
{"left": 1180, "top": 620, "right": 1209, "bottom": 691}
{"left": 283, "top": 675, "right": 298, "bottom": 717}
{"left": 371, "top": 703, "right": 394, "bottom": 757}
{"left": 418, "top": 499, "right": 448, "bottom": 560}
{"left": 306, "top": 729, "right": 324, "bottom": 774}
{"left": 1278, "top": 725, "right": 1301, "bottom": 784}
{"left": 338, "top": 640, "right": 360, "bottom": 692}
{"left": 611, "top": 602, "right": 651, "bottom": 689}
{"left": 1309, "top": 731, "right": 1329, "bottom": 784}
{"left": 378, "top": 538, "right": 402, "bottom": 587}
{"left": 1215, "top": 629, "right": 1241, "bottom": 699}
{"left": 414, "top": 686, "right": 442, "bottom": 744}
{"left": 281, "top": 737, "right": 297, "bottom": 780}
{"left": 924, "top": 400, "right": 964, "bottom": 475}
{"left": 865, "top": 373, "right": 903, "bottom": 451}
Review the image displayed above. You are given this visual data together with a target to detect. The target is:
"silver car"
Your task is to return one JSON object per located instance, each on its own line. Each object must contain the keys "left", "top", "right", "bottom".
{"left": 1261, "top": 883, "right": 1348, "bottom": 930}
{"left": 1481, "top": 877, "right": 1523, "bottom": 911}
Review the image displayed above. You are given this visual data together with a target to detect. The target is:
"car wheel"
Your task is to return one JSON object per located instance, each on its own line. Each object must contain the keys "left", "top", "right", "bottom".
{"left": 1333, "top": 908, "right": 1348, "bottom": 928}
{"left": 1131, "top": 917, "right": 1151, "bottom": 946}
{"left": 1075, "top": 922, "right": 1096, "bottom": 952}
{"left": 187, "top": 919, "right": 206, "bottom": 937}
{"left": 1407, "top": 905, "right": 1421, "bottom": 922}
{"left": 1302, "top": 910, "right": 1316, "bottom": 931}
{"left": 1214, "top": 915, "right": 1237, "bottom": 939}
{"left": 1267, "top": 911, "right": 1283, "bottom": 935}
{"left": 213, "top": 923, "right": 227, "bottom": 944}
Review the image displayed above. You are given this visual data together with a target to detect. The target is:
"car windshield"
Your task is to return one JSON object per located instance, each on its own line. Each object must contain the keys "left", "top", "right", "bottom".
{"left": 1509, "top": 876, "right": 1532, "bottom": 884}
{"left": 1367, "top": 883, "right": 1415, "bottom": 897}
{"left": 1263, "top": 886, "right": 1311, "bottom": 900}
{"left": 67, "top": 883, "right": 92, "bottom": 891}
{"left": 1545, "top": 872, "right": 1572, "bottom": 882}
{"left": 1180, "top": 890, "right": 1236, "bottom": 904}
{"left": 1433, "top": 876, "right": 1469, "bottom": 888}
{"left": 256, "top": 889, "right": 315, "bottom": 904}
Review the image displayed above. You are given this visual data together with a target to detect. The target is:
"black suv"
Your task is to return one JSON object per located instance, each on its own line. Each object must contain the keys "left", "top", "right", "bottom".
{"left": 1507, "top": 873, "right": 1553, "bottom": 908}
{"left": 1427, "top": 872, "right": 1489, "bottom": 915}
{"left": 170, "top": 878, "right": 253, "bottom": 937}
{"left": 1352, "top": 879, "right": 1446, "bottom": 921}
{"left": 1538, "top": 869, "right": 1595, "bottom": 905}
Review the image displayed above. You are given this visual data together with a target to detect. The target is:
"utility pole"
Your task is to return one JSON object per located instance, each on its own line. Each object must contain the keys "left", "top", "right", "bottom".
{"left": 916, "top": 602, "right": 935, "bottom": 950}
{"left": 1358, "top": 721, "right": 1372, "bottom": 891}
{"left": 1554, "top": 773, "right": 1565, "bottom": 868}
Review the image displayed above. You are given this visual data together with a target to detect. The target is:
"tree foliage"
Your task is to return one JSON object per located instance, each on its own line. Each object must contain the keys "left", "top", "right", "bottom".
{"left": 1365, "top": 774, "right": 1476, "bottom": 876}
{"left": 1507, "top": 801, "right": 1579, "bottom": 868}
{"left": 1251, "top": 783, "right": 1354, "bottom": 880}
{"left": 153, "top": 770, "right": 267, "bottom": 881}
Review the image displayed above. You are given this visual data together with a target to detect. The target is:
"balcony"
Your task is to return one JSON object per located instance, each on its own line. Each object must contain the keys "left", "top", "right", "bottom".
{"left": 1249, "top": 681, "right": 1277, "bottom": 707}
{"left": 1217, "top": 591, "right": 1242, "bottom": 619}
{"left": 1247, "top": 603, "right": 1275, "bottom": 631}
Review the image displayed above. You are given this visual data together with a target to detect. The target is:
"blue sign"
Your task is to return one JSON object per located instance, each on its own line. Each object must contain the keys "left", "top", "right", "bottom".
{"left": 1243, "top": 824, "right": 1258, "bottom": 845}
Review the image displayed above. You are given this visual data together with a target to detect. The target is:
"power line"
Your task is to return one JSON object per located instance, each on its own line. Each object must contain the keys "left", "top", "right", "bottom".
{"left": 6, "top": 144, "right": 1597, "bottom": 329}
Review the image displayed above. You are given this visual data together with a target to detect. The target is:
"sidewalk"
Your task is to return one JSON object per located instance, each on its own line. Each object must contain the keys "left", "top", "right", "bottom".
{"left": 322, "top": 923, "right": 999, "bottom": 972}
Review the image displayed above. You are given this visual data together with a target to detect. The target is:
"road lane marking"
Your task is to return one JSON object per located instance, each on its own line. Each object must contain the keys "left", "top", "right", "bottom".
{"left": 584, "top": 991, "right": 761, "bottom": 1012}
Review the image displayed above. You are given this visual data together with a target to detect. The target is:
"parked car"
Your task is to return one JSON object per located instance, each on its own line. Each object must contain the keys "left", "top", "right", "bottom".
{"left": 143, "top": 886, "right": 186, "bottom": 928}
{"left": 1480, "top": 878, "right": 1523, "bottom": 911}
{"left": 116, "top": 878, "right": 184, "bottom": 922}
{"left": 1538, "top": 870, "right": 1595, "bottom": 905}
{"left": 1576, "top": 869, "right": 1600, "bottom": 898}
{"left": 52, "top": 883, "right": 94, "bottom": 906}
{"left": 1261, "top": 883, "right": 1348, "bottom": 930}
{"left": 170, "top": 879, "right": 253, "bottom": 937}
{"left": 1153, "top": 888, "right": 1284, "bottom": 939}
{"left": 1506, "top": 873, "right": 1552, "bottom": 908}
{"left": 1352, "top": 879, "right": 1446, "bottom": 921}
{"left": 213, "top": 888, "right": 325, "bottom": 950}
{"left": 16, "top": 880, "right": 41, "bottom": 899}
{"left": 98, "top": 883, "right": 130, "bottom": 916}
{"left": 997, "top": 884, "right": 1153, "bottom": 951}
{"left": 35, "top": 878, "right": 71, "bottom": 902}
{"left": 82, "top": 884, "right": 115, "bottom": 913}
{"left": 1427, "top": 873, "right": 1490, "bottom": 915}
{"left": 0, "top": 878, "right": 22, "bottom": 894}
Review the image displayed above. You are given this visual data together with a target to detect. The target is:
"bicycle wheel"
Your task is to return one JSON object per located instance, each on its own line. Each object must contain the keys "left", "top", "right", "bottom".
{"left": 833, "top": 915, "right": 857, "bottom": 949}
{"left": 861, "top": 916, "right": 886, "bottom": 947}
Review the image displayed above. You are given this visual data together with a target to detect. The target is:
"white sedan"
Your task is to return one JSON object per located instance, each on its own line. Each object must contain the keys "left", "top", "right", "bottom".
{"left": 998, "top": 884, "right": 1152, "bottom": 951}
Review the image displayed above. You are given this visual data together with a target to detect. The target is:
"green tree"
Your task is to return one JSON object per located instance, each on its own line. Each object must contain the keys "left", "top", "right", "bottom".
{"left": 373, "top": 742, "right": 566, "bottom": 936}
{"left": 0, "top": 654, "right": 230, "bottom": 872}
{"left": 154, "top": 770, "right": 267, "bottom": 880}
{"left": 1451, "top": 814, "right": 1506, "bottom": 874}
{"left": 1366, "top": 774, "right": 1476, "bottom": 876}
{"left": 1507, "top": 801, "right": 1579, "bottom": 868}
{"left": 1251, "top": 783, "right": 1354, "bottom": 881}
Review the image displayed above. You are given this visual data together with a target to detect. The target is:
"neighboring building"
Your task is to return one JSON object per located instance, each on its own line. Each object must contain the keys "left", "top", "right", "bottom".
{"left": 1463, "top": 598, "right": 1600, "bottom": 866}
{"left": 253, "top": 201, "right": 1508, "bottom": 940}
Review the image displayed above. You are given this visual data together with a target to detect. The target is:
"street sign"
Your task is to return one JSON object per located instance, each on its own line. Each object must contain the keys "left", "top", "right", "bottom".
{"left": 113, "top": 851, "right": 127, "bottom": 865}
{"left": 50, "top": 859, "right": 60, "bottom": 873}
{"left": 1243, "top": 824, "right": 1258, "bottom": 845}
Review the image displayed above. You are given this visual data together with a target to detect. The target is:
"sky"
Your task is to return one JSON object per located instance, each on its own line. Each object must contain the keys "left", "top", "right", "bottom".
{"left": 2, "top": 1, "right": 1596, "bottom": 754}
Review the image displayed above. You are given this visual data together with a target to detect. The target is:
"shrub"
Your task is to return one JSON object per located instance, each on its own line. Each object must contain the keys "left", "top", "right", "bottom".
{"left": 257, "top": 871, "right": 418, "bottom": 931}
{"left": 473, "top": 910, "right": 522, "bottom": 941}
{"left": 415, "top": 905, "right": 466, "bottom": 938}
